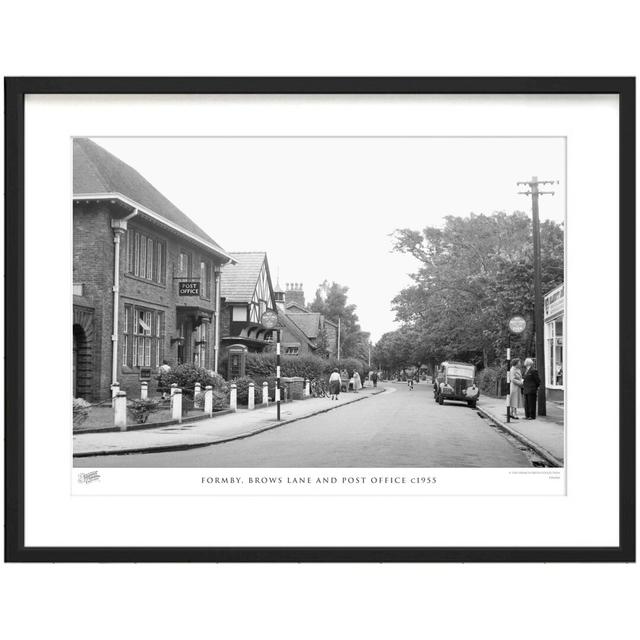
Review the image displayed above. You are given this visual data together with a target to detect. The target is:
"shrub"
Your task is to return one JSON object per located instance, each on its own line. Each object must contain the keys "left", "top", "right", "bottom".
{"left": 210, "top": 388, "right": 229, "bottom": 411}
{"left": 158, "top": 363, "right": 227, "bottom": 394}
{"left": 232, "top": 376, "right": 256, "bottom": 405}
{"left": 477, "top": 366, "right": 504, "bottom": 396}
{"left": 73, "top": 397, "right": 91, "bottom": 428}
{"left": 128, "top": 398, "right": 161, "bottom": 424}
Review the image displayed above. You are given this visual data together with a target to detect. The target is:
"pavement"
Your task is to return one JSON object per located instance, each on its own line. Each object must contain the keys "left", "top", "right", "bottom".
{"left": 73, "top": 386, "right": 385, "bottom": 458}
{"left": 75, "top": 382, "right": 532, "bottom": 467}
{"left": 475, "top": 394, "right": 565, "bottom": 466}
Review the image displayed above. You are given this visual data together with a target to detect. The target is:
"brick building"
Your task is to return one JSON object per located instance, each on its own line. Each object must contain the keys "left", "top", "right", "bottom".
{"left": 275, "top": 283, "right": 338, "bottom": 357}
{"left": 73, "top": 138, "right": 234, "bottom": 401}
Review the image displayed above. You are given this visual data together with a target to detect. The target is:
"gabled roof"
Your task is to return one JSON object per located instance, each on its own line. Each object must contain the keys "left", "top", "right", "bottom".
{"left": 277, "top": 311, "right": 317, "bottom": 350}
{"left": 285, "top": 301, "right": 308, "bottom": 314}
{"left": 221, "top": 252, "right": 267, "bottom": 303}
{"left": 286, "top": 312, "right": 322, "bottom": 339}
{"left": 73, "top": 138, "right": 228, "bottom": 255}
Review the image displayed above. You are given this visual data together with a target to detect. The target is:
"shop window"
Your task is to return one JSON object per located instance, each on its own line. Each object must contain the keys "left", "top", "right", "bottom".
{"left": 545, "top": 318, "right": 564, "bottom": 387}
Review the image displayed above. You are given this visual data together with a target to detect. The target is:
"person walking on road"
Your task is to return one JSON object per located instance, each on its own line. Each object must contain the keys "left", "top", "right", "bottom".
{"left": 522, "top": 357, "right": 541, "bottom": 419}
{"left": 371, "top": 371, "right": 378, "bottom": 388}
{"left": 407, "top": 377, "right": 414, "bottom": 390}
{"left": 352, "top": 370, "right": 362, "bottom": 393}
{"left": 329, "top": 368, "right": 342, "bottom": 401}
{"left": 508, "top": 358, "right": 523, "bottom": 419}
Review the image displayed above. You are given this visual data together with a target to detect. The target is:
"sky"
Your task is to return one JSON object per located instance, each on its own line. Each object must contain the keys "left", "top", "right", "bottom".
{"left": 93, "top": 137, "right": 565, "bottom": 342}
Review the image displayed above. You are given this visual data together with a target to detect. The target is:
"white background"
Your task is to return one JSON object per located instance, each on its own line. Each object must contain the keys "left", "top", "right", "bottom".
{"left": 28, "top": 95, "right": 601, "bottom": 545}
{"left": 1, "top": 2, "right": 638, "bottom": 640}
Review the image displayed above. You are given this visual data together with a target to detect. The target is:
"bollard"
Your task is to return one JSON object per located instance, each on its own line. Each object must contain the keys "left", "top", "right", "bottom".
{"left": 304, "top": 378, "right": 310, "bottom": 397}
{"left": 275, "top": 386, "right": 280, "bottom": 404}
{"left": 230, "top": 383, "right": 237, "bottom": 412}
{"left": 110, "top": 382, "right": 120, "bottom": 408}
{"left": 114, "top": 390, "right": 127, "bottom": 430}
{"left": 283, "top": 386, "right": 288, "bottom": 403}
{"left": 171, "top": 388, "right": 183, "bottom": 423}
{"left": 248, "top": 382, "right": 255, "bottom": 410}
{"left": 140, "top": 381, "right": 148, "bottom": 400}
{"left": 204, "top": 385, "right": 213, "bottom": 417}
{"left": 194, "top": 382, "right": 202, "bottom": 408}
{"left": 170, "top": 383, "right": 178, "bottom": 396}
{"left": 262, "top": 381, "right": 269, "bottom": 406}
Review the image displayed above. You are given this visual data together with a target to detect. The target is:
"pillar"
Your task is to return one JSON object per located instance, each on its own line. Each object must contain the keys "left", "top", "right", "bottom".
{"left": 171, "top": 388, "right": 183, "bottom": 423}
{"left": 114, "top": 391, "right": 127, "bottom": 431}
{"left": 204, "top": 385, "right": 213, "bottom": 417}
{"left": 262, "top": 381, "right": 269, "bottom": 406}
{"left": 304, "top": 378, "right": 310, "bottom": 397}
{"left": 248, "top": 382, "right": 255, "bottom": 410}
{"left": 194, "top": 382, "right": 202, "bottom": 408}
{"left": 140, "top": 381, "right": 148, "bottom": 400}
{"left": 110, "top": 382, "right": 120, "bottom": 408}
{"left": 230, "top": 383, "right": 237, "bottom": 412}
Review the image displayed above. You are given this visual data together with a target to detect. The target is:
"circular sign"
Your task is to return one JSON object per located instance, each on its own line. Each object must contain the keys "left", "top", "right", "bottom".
{"left": 508, "top": 315, "right": 527, "bottom": 334}
{"left": 261, "top": 310, "right": 279, "bottom": 329}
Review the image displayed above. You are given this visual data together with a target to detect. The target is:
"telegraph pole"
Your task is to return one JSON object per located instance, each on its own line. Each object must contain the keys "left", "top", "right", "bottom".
{"left": 337, "top": 316, "right": 341, "bottom": 361}
{"left": 517, "top": 176, "right": 557, "bottom": 416}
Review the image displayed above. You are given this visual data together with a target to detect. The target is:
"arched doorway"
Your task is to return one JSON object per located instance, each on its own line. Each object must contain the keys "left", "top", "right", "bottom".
{"left": 73, "top": 306, "right": 95, "bottom": 400}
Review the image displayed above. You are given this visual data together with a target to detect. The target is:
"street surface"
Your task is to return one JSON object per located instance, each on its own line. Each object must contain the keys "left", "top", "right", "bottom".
{"left": 77, "top": 382, "right": 531, "bottom": 467}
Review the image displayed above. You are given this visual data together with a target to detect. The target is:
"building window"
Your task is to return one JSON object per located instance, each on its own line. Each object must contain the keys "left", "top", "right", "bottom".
{"left": 126, "top": 229, "right": 166, "bottom": 284}
{"left": 200, "top": 259, "right": 211, "bottom": 299}
{"left": 179, "top": 251, "right": 191, "bottom": 278}
{"left": 285, "top": 346, "right": 300, "bottom": 356}
{"left": 232, "top": 305, "right": 247, "bottom": 322}
{"left": 193, "top": 322, "right": 208, "bottom": 368}
{"left": 545, "top": 318, "right": 563, "bottom": 387}
{"left": 123, "top": 304, "right": 164, "bottom": 369}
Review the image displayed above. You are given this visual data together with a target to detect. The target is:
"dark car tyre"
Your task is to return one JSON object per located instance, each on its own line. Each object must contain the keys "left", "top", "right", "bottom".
{"left": 438, "top": 395, "right": 444, "bottom": 405}
{"left": 468, "top": 400, "right": 477, "bottom": 409}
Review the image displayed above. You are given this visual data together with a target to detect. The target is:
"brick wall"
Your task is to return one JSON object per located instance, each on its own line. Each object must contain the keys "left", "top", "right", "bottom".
{"left": 74, "top": 201, "right": 224, "bottom": 400}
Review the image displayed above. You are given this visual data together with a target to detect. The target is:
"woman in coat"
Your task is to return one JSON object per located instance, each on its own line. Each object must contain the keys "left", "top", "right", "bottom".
{"left": 508, "top": 358, "right": 523, "bottom": 419}
{"left": 352, "top": 370, "right": 362, "bottom": 392}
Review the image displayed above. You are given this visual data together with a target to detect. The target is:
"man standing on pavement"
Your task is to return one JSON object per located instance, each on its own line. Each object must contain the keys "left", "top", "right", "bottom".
{"left": 522, "top": 357, "right": 541, "bottom": 420}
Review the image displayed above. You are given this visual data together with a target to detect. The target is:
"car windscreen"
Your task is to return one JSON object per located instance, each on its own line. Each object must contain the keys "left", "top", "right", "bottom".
{"left": 446, "top": 366, "right": 474, "bottom": 378}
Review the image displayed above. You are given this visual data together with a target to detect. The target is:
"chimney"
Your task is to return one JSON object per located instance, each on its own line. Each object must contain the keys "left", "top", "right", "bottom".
{"left": 286, "top": 282, "right": 305, "bottom": 309}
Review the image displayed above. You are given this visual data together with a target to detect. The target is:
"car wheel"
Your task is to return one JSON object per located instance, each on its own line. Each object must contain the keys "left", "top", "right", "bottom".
{"left": 438, "top": 395, "right": 444, "bottom": 405}
{"left": 468, "top": 400, "right": 476, "bottom": 409}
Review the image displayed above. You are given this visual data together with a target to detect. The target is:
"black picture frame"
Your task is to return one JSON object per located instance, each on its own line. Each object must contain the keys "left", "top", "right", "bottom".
{"left": 4, "top": 77, "right": 635, "bottom": 563}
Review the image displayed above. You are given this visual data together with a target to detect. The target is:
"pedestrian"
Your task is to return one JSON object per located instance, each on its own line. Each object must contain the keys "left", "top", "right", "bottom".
{"left": 522, "top": 357, "right": 541, "bottom": 420}
{"left": 329, "top": 368, "right": 342, "bottom": 401}
{"left": 352, "top": 370, "right": 362, "bottom": 392}
{"left": 371, "top": 371, "right": 378, "bottom": 388}
{"left": 157, "top": 359, "right": 171, "bottom": 399}
{"left": 407, "top": 377, "right": 414, "bottom": 390}
{"left": 508, "top": 357, "right": 523, "bottom": 419}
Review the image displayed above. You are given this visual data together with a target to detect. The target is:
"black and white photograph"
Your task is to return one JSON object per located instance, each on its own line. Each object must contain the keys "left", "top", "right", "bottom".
{"left": 71, "top": 135, "right": 566, "bottom": 474}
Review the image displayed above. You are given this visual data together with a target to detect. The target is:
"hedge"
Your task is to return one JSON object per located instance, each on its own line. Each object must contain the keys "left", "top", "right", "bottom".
{"left": 243, "top": 352, "right": 368, "bottom": 382}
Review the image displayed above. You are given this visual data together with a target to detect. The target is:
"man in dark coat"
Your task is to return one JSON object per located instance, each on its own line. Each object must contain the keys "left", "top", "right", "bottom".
{"left": 522, "top": 357, "right": 541, "bottom": 419}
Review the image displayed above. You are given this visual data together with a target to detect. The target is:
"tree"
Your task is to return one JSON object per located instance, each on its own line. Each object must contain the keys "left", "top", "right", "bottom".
{"left": 389, "top": 211, "right": 564, "bottom": 368}
{"left": 309, "top": 280, "right": 371, "bottom": 360}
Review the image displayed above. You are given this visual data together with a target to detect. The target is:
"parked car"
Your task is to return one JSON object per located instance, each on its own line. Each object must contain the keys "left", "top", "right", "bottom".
{"left": 433, "top": 361, "right": 480, "bottom": 408}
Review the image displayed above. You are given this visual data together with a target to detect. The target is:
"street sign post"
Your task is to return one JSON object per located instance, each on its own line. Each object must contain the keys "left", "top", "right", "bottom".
{"left": 261, "top": 311, "right": 281, "bottom": 420}
{"left": 505, "top": 315, "right": 526, "bottom": 424}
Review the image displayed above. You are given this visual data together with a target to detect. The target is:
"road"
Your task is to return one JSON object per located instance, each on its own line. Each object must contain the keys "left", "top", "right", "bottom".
{"left": 77, "top": 382, "right": 531, "bottom": 467}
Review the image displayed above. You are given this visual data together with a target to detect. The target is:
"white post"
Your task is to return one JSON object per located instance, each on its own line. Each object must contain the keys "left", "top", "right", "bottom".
{"left": 204, "top": 385, "right": 213, "bottom": 416}
{"left": 194, "top": 382, "right": 202, "bottom": 408}
{"left": 140, "top": 381, "right": 148, "bottom": 400}
{"left": 114, "top": 391, "right": 127, "bottom": 431}
{"left": 262, "top": 381, "right": 269, "bottom": 406}
{"left": 304, "top": 378, "right": 310, "bottom": 397}
{"left": 170, "top": 382, "right": 178, "bottom": 397}
{"left": 230, "top": 383, "right": 237, "bottom": 412}
{"left": 110, "top": 382, "right": 120, "bottom": 408}
{"left": 171, "top": 388, "right": 183, "bottom": 423}
{"left": 248, "top": 382, "right": 255, "bottom": 410}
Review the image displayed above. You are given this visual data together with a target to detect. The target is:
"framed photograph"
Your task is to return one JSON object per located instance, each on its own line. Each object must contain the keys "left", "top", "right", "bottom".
{"left": 5, "top": 77, "right": 635, "bottom": 562}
